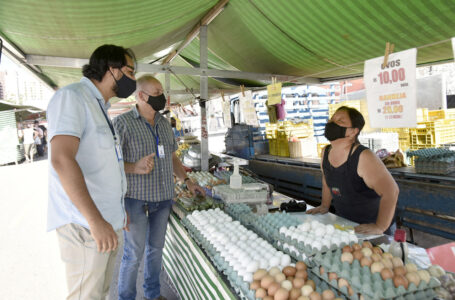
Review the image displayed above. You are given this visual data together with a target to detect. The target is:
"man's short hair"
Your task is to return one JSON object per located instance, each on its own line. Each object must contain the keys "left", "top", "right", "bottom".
{"left": 136, "top": 75, "right": 161, "bottom": 94}
{"left": 82, "top": 44, "right": 136, "bottom": 82}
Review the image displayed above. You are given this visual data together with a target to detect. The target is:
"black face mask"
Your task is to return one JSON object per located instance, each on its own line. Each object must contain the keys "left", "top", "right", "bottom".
{"left": 324, "top": 121, "right": 350, "bottom": 141}
{"left": 110, "top": 69, "right": 136, "bottom": 98}
{"left": 147, "top": 93, "right": 166, "bottom": 112}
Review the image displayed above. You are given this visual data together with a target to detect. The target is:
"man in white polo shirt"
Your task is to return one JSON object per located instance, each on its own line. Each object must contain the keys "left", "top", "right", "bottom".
{"left": 46, "top": 44, "right": 136, "bottom": 300}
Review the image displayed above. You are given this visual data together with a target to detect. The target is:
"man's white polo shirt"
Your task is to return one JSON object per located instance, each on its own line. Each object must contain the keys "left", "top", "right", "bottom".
{"left": 46, "top": 77, "right": 127, "bottom": 231}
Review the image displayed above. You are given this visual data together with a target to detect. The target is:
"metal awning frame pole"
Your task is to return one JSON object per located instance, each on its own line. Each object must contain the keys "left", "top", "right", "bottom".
{"left": 200, "top": 25, "right": 209, "bottom": 171}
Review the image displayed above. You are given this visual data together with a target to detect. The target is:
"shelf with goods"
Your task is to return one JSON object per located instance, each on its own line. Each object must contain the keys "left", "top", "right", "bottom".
{"left": 266, "top": 120, "right": 315, "bottom": 158}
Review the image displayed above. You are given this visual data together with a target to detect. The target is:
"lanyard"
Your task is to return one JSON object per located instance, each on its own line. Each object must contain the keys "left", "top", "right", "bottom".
{"left": 96, "top": 99, "right": 117, "bottom": 142}
{"left": 145, "top": 122, "right": 160, "bottom": 158}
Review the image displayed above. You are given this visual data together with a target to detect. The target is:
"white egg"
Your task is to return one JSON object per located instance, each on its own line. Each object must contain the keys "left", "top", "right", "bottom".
{"left": 279, "top": 226, "right": 287, "bottom": 234}
{"left": 259, "top": 259, "right": 268, "bottom": 269}
{"left": 314, "top": 226, "right": 326, "bottom": 236}
{"left": 270, "top": 256, "right": 280, "bottom": 267}
{"left": 281, "top": 254, "right": 291, "bottom": 266}
{"left": 242, "top": 272, "right": 253, "bottom": 283}
{"left": 311, "top": 220, "right": 320, "bottom": 229}
{"left": 299, "top": 222, "right": 311, "bottom": 232}
{"left": 246, "top": 260, "right": 259, "bottom": 272}
{"left": 312, "top": 241, "right": 322, "bottom": 250}
{"left": 322, "top": 239, "right": 331, "bottom": 249}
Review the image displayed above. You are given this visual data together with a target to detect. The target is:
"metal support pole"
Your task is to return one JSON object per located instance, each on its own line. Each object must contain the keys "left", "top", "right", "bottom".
{"left": 165, "top": 68, "right": 171, "bottom": 120}
{"left": 200, "top": 25, "right": 209, "bottom": 171}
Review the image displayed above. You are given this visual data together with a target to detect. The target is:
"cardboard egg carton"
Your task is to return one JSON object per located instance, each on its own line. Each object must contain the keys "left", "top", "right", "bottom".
{"left": 312, "top": 249, "right": 440, "bottom": 300}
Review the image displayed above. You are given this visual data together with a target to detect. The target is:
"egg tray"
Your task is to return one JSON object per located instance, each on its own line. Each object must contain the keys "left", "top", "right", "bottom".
{"left": 312, "top": 249, "right": 440, "bottom": 300}
{"left": 274, "top": 239, "right": 310, "bottom": 266}
{"left": 274, "top": 232, "right": 360, "bottom": 262}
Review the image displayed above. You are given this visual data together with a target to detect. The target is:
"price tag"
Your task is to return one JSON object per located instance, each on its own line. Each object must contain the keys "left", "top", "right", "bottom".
{"left": 239, "top": 90, "right": 259, "bottom": 127}
{"left": 222, "top": 98, "right": 232, "bottom": 128}
{"left": 267, "top": 82, "right": 282, "bottom": 105}
{"left": 364, "top": 48, "right": 417, "bottom": 128}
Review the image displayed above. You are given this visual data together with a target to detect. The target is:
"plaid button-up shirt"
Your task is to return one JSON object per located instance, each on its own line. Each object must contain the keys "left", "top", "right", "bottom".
{"left": 113, "top": 106, "right": 178, "bottom": 202}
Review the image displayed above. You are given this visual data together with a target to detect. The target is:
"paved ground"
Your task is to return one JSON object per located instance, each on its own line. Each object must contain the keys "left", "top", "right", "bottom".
{"left": 0, "top": 159, "right": 451, "bottom": 299}
{"left": 0, "top": 159, "right": 178, "bottom": 300}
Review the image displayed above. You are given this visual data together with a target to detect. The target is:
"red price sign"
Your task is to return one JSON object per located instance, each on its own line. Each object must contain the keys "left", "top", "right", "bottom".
{"left": 365, "top": 48, "right": 417, "bottom": 128}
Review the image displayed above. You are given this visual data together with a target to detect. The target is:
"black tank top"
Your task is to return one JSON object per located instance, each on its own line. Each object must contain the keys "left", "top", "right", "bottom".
{"left": 322, "top": 144, "right": 381, "bottom": 224}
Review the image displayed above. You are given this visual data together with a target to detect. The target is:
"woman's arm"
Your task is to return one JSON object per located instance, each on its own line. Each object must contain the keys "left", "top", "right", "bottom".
{"left": 356, "top": 149, "right": 399, "bottom": 234}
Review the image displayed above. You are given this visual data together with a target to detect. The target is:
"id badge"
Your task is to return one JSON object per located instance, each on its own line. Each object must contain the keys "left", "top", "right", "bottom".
{"left": 115, "top": 144, "right": 123, "bottom": 161}
{"left": 158, "top": 145, "right": 165, "bottom": 158}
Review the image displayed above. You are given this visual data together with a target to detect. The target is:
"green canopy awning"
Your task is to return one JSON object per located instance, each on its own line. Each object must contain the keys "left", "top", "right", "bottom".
{"left": 1, "top": 0, "right": 454, "bottom": 103}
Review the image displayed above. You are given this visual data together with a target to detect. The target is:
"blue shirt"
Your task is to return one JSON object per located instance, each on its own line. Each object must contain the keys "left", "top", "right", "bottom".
{"left": 46, "top": 77, "right": 127, "bottom": 231}
{"left": 113, "top": 106, "right": 178, "bottom": 202}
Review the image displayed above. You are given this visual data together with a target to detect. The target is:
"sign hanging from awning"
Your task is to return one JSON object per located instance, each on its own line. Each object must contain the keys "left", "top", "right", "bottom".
{"left": 267, "top": 81, "right": 282, "bottom": 105}
{"left": 240, "top": 90, "right": 259, "bottom": 127}
{"left": 365, "top": 48, "right": 417, "bottom": 128}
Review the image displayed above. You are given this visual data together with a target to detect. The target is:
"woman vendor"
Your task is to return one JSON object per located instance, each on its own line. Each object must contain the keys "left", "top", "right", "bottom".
{"left": 307, "top": 106, "right": 399, "bottom": 235}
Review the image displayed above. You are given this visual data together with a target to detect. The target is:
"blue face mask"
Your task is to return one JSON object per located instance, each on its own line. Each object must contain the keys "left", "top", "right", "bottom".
{"left": 110, "top": 69, "right": 136, "bottom": 98}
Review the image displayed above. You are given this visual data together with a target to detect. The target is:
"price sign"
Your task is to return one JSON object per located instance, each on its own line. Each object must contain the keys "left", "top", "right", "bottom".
{"left": 364, "top": 48, "right": 417, "bottom": 128}
{"left": 222, "top": 98, "right": 232, "bottom": 128}
{"left": 267, "top": 82, "right": 282, "bottom": 105}
{"left": 240, "top": 90, "right": 259, "bottom": 127}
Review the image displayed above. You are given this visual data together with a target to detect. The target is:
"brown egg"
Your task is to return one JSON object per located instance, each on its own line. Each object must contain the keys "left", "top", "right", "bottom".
{"left": 381, "top": 258, "right": 393, "bottom": 269}
{"left": 341, "top": 252, "right": 354, "bottom": 264}
{"left": 275, "top": 288, "right": 290, "bottom": 300}
{"left": 362, "top": 241, "right": 373, "bottom": 249}
{"left": 263, "top": 297, "right": 273, "bottom": 300}
{"left": 306, "top": 280, "right": 316, "bottom": 290}
{"left": 283, "top": 266, "right": 297, "bottom": 277}
{"left": 268, "top": 282, "right": 281, "bottom": 296}
{"left": 352, "top": 250, "right": 363, "bottom": 261}
{"left": 250, "top": 280, "right": 261, "bottom": 290}
{"left": 372, "top": 246, "right": 383, "bottom": 254}
{"left": 338, "top": 278, "right": 349, "bottom": 289}
{"left": 406, "top": 272, "right": 421, "bottom": 287}
{"left": 275, "top": 273, "right": 286, "bottom": 284}
{"left": 255, "top": 287, "right": 267, "bottom": 299}
{"left": 309, "top": 291, "right": 322, "bottom": 300}
{"left": 287, "top": 276, "right": 295, "bottom": 282}
{"left": 293, "top": 277, "right": 306, "bottom": 289}
{"left": 360, "top": 256, "right": 373, "bottom": 267}
{"left": 290, "top": 288, "right": 302, "bottom": 300}
{"left": 371, "top": 261, "right": 385, "bottom": 273}
{"left": 392, "top": 257, "right": 404, "bottom": 268}
{"left": 328, "top": 272, "right": 338, "bottom": 282}
{"left": 393, "top": 275, "right": 409, "bottom": 289}
{"left": 371, "top": 253, "right": 382, "bottom": 262}
{"left": 322, "top": 290, "right": 336, "bottom": 300}
{"left": 301, "top": 285, "right": 314, "bottom": 297}
{"left": 319, "top": 266, "right": 325, "bottom": 275}
{"left": 381, "top": 268, "right": 394, "bottom": 280}
{"left": 417, "top": 270, "right": 431, "bottom": 283}
{"left": 295, "top": 270, "right": 308, "bottom": 280}
{"left": 405, "top": 263, "right": 418, "bottom": 273}
{"left": 297, "top": 297, "right": 310, "bottom": 300}
{"left": 382, "top": 252, "right": 393, "bottom": 260}
{"left": 352, "top": 243, "right": 362, "bottom": 251}
{"left": 361, "top": 247, "right": 373, "bottom": 257}
{"left": 254, "top": 269, "right": 268, "bottom": 281}
{"left": 261, "top": 275, "right": 275, "bottom": 289}
{"left": 342, "top": 245, "right": 352, "bottom": 253}
{"left": 393, "top": 266, "right": 407, "bottom": 276}
{"left": 296, "top": 261, "right": 307, "bottom": 271}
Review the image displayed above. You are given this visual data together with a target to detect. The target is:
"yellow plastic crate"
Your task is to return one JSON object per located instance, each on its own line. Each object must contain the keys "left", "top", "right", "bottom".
{"left": 428, "top": 109, "right": 455, "bottom": 121}
{"left": 409, "top": 119, "right": 455, "bottom": 146}
{"left": 317, "top": 143, "right": 330, "bottom": 158}
{"left": 268, "top": 139, "right": 278, "bottom": 156}
{"left": 416, "top": 108, "right": 429, "bottom": 122}
{"left": 381, "top": 128, "right": 411, "bottom": 151}
{"left": 277, "top": 138, "right": 290, "bottom": 157}
{"left": 277, "top": 120, "right": 314, "bottom": 139}
{"left": 265, "top": 123, "right": 278, "bottom": 139}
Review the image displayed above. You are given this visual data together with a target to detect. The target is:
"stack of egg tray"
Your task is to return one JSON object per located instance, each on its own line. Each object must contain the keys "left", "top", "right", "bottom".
{"left": 407, "top": 148, "right": 455, "bottom": 175}
{"left": 224, "top": 203, "right": 258, "bottom": 227}
{"left": 212, "top": 183, "right": 268, "bottom": 204}
{"left": 311, "top": 249, "right": 440, "bottom": 300}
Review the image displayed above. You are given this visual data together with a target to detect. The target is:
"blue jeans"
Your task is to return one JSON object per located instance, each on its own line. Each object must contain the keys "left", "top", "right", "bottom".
{"left": 118, "top": 198, "right": 172, "bottom": 300}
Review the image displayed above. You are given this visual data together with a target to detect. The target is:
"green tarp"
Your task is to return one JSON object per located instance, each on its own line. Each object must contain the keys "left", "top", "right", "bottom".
{"left": 1, "top": 0, "right": 454, "bottom": 102}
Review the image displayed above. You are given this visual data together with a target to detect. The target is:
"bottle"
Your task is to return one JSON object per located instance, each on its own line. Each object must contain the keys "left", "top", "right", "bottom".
{"left": 389, "top": 229, "right": 409, "bottom": 263}
{"left": 229, "top": 159, "right": 242, "bottom": 189}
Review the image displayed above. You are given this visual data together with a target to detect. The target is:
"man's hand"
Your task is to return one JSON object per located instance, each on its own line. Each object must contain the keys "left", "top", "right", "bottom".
{"left": 355, "top": 223, "right": 384, "bottom": 235}
{"left": 134, "top": 153, "right": 155, "bottom": 174}
{"left": 186, "top": 180, "right": 206, "bottom": 197}
{"left": 88, "top": 218, "right": 118, "bottom": 253}
{"left": 306, "top": 205, "right": 329, "bottom": 215}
